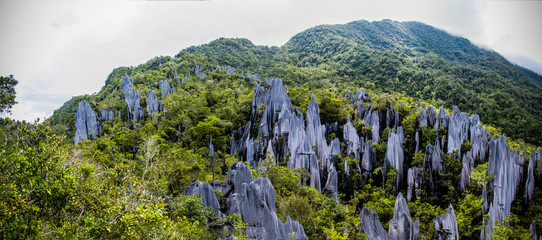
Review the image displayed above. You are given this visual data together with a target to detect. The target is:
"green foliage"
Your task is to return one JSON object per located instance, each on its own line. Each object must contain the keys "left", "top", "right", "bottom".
{"left": 0, "top": 75, "right": 18, "bottom": 114}
{"left": 455, "top": 193, "right": 484, "bottom": 238}
{"left": 491, "top": 213, "right": 531, "bottom": 240}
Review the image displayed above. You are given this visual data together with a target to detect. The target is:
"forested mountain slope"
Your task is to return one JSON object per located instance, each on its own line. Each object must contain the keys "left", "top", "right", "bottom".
{"left": 2, "top": 19, "right": 542, "bottom": 239}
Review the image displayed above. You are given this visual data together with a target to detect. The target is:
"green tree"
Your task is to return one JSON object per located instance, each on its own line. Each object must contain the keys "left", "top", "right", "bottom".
{"left": 0, "top": 75, "right": 18, "bottom": 113}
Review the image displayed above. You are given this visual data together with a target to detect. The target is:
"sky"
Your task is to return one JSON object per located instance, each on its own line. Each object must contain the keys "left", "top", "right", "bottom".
{"left": 1, "top": 0, "right": 541, "bottom": 122}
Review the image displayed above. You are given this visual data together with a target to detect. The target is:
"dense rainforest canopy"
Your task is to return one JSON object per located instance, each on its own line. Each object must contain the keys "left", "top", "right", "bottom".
{"left": 2, "top": 19, "right": 542, "bottom": 239}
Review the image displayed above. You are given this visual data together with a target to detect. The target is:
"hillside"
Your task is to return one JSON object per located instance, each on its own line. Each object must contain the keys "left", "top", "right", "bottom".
{"left": 2, "top": 19, "right": 542, "bottom": 239}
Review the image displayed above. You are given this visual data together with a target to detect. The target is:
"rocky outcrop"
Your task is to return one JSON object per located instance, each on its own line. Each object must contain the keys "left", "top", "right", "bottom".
{"left": 530, "top": 221, "right": 540, "bottom": 240}
{"left": 344, "top": 116, "right": 360, "bottom": 160}
{"left": 447, "top": 107, "right": 470, "bottom": 155}
{"left": 433, "top": 205, "right": 459, "bottom": 240}
{"left": 100, "top": 108, "right": 115, "bottom": 121}
{"left": 419, "top": 108, "right": 428, "bottom": 127}
{"left": 121, "top": 73, "right": 145, "bottom": 122}
{"left": 145, "top": 90, "right": 162, "bottom": 119}
{"left": 359, "top": 193, "right": 419, "bottom": 240}
{"left": 224, "top": 163, "right": 308, "bottom": 240}
{"left": 526, "top": 152, "right": 536, "bottom": 201}
{"left": 183, "top": 180, "right": 222, "bottom": 216}
{"left": 74, "top": 101, "right": 100, "bottom": 144}
{"left": 371, "top": 111, "right": 380, "bottom": 143}
{"left": 360, "top": 207, "right": 388, "bottom": 240}
{"left": 324, "top": 165, "right": 338, "bottom": 203}
{"left": 389, "top": 193, "right": 418, "bottom": 240}
{"left": 407, "top": 167, "right": 421, "bottom": 202}
{"left": 362, "top": 140, "right": 376, "bottom": 173}
{"left": 481, "top": 135, "right": 524, "bottom": 239}
{"left": 184, "top": 162, "right": 307, "bottom": 239}
{"left": 159, "top": 80, "right": 174, "bottom": 98}
{"left": 385, "top": 127, "right": 405, "bottom": 189}
{"left": 459, "top": 150, "right": 474, "bottom": 192}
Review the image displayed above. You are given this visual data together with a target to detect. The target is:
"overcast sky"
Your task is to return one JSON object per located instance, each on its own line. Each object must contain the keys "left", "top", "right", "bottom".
{"left": 1, "top": 0, "right": 541, "bottom": 122}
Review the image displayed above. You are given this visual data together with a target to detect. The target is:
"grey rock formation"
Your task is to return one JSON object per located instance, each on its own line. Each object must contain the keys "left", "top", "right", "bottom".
{"left": 226, "top": 162, "right": 254, "bottom": 194}
{"left": 306, "top": 95, "right": 327, "bottom": 161}
{"left": 415, "top": 131, "right": 420, "bottom": 154}
{"left": 371, "top": 111, "right": 380, "bottom": 143}
{"left": 121, "top": 73, "right": 145, "bottom": 122}
{"left": 419, "top": 108, "right": 428, "bottom": 127}
{"left": 362, "top": 140, "right": 376, "bottom": 172}
{"left": 309, "top": 153, "right": 321, "bottom": 192}
{"left": 360, "top": 207, "right": 389, "bottom": 240}
{"left": 145, "top": 90, "right": 162, "bottom": 119}
{"left": 530, "top": 221, "right": 538, "bottom": 240}
{"left": 100, "top": 108, "right": 115, "bottom": 121}
{"left": 324, "top": 165, "right": 339, "bottom": 203}
{"left": 434, "top": 106, "right": 449, "bottom": 132}
{"left": 159, "top": 80, "right": 174, "bottom": 98}
{"left": 481, "top": 135, "right": 524, "bottom": 239}
{"left": 344, "top": 116, "right": 360, "bottom": 160}
{"left": 407, "top": 167, "right": 421, "bottom": 202}
{"left": 209, "top": 136, "right": 215, "bottom": 155}
{"left": 224, "top": 163, "right": 307, "bottom": 239}
{"left": 354, "top": 89, "right": 371, "bottom": 102}
{"left": 538, "top": 147, "right": 542, "bottom": 177}
{"left": 426, "top": 106, "right": 436, "bottom": 127}
{"left": 526, "top": 152, "right": 536, "bottom": 201}
{"left": 422, "top": 140, "right": 444, "bottom": 193}
{"left": 389, "top": 193, "right": 418, "bottom": 240}
{"left": 433, "top": 205, "right": 459, "bottom": 240}
{"left": 459, "top": 150, "right": 474, "bottom": 192}
{"left": 447, "top": 107, "right": 470, "bottom": 155}
{"left": 385, "top": 127, "right": 405, "bottom": 189}
{"left": 74, "top": 101, "right": 100, "bottom": 144}
{"left": 183, "top": 180, "right": 222, "bottom": 216}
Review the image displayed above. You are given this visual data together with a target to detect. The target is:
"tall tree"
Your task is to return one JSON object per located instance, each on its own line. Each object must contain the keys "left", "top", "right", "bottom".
{"left": 0, "top": 75, "right": 18, "bottom": 114}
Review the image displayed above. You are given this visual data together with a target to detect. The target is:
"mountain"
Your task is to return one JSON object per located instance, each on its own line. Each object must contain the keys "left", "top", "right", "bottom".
{"left": 2, "top": 19, "right": 542, "bottom": 239}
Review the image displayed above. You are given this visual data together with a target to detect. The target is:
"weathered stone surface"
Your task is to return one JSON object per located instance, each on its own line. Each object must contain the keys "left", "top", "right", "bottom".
{"left": 100, "top": 108, "right": 115, "bottom": 121}
{"left": 426, "top": 106, "right": 436, "bottom": 127}
{"left": 225, "top": 162, "right": 254, "bottom": 194}
{"left": 183, "top": 180, "right": 222, "bottom": 216}
{"left": 433, "top": 205, "right": 459, "bottom": 240}
{"left": 526, "top": 152, "right": 536, "bottom": 201}
{"left": 362, "top": 140, "right": 376, "bottom": 172}
{"left": 159, "top": 80, "right": 173, "bottom": 98}
{"left": 354, "top": 89, "right": 371, "bottom": 102}
{"left": 344, "top": 116, "right": 360, "bottom": 160}
{"left": 324, "top": 165, "right": 338, "bottom": 203}
{"left": 145, "top": 90, "right": 162, "bottom": 118}
{"left": 389, "top": 193, "right": 417, "bottom": 240}
{"left": 530, "top": 221, "right": 538, "bottom": 240}
{"left": 309, "top": 153, "right": 321, "bottom": 192}
{"left": 459, "top": 150, "right": 474, "bottom": 192}
{"left": 209, "top": 136, "right": 215, "bottom": 155}
{"left": 224, "top": 163, "right": 307, "bottom": 240}
{"left": 481, "top": 135, "right": 524, "bottom": 239}
{"left": 371, "top": 111, "right": 380, "bottom": 143}
{"left": 407, "top": 167, "right": 421, "bottom": 202}
{"left": 415, "top": 131, "right": 420, "bottom": 154}
{"left": 422, "top": 139, "right": 444, "bottom": 193}
{"left": 385, "top": 127, "right": 405, "bottom": 189}
{"left": 74, "top": 101, "right": 100, "bottom": 144}
{"left": 434, "top": 106, "right": 449, "bottom": 132}
{"left": 178, "top": 76, "right": 189, "bottom": 84}
{"left": 419, "top": 108, "right": 428, "bottom": 127}
{"left": 306, "top": 95, "right": 327, "bottom": 161}
{"left": 482, "top": 185, "right": 488, "bottom": 214}
{"left": 360, "top": 207, "right": 388, "bottom": 240}
{"left": 538, "top": 148, "right": 542, "bottom": 177}
{"left": 121, "top": 73, "right": 145, "bottom": 122}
